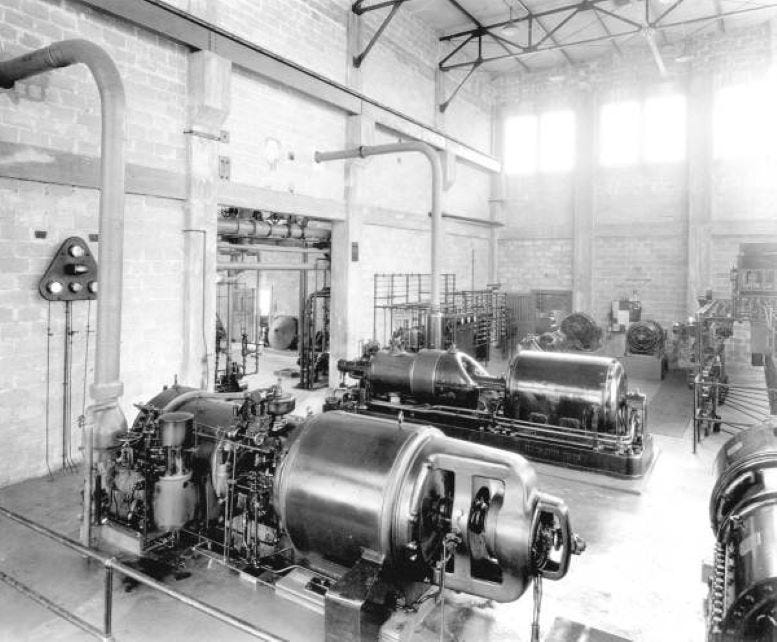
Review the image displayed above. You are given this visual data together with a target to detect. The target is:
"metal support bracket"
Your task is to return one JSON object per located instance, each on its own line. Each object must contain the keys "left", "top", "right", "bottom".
{"left": 352, "top": 0, "right": 409, "bottom": 68}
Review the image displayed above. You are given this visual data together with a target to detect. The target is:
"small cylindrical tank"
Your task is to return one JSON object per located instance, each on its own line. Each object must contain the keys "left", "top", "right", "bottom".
{"left": 504, "top": 351, "right": 628, "bottom": 434}
{"left": 707, "top": 422, "right": 777, "bottom": 641}
{"left": 365, "top": 348, "right": 495, "bottom": 408}
{"left": 274, "top": 411, "right": 583, "bottom": 603}
{"left": 158, "top": 411, "right": 193, "bottom": 447}
{"left": 268, "top": 315, "right": 297, "bottom": 350}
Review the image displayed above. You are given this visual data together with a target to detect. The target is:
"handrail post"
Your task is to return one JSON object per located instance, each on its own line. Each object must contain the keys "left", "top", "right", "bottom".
{"left": 103, "top": 559, "right": 114, "bottom": 641}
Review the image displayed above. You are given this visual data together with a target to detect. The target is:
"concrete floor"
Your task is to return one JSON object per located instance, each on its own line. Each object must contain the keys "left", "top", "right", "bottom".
{"left": 0, "top": 342, "right": 763, "bottom": 641}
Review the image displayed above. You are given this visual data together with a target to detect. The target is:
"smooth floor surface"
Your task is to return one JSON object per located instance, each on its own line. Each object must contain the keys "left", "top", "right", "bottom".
{"left": 0, "top": 344, "right": 767, "bottom": 641}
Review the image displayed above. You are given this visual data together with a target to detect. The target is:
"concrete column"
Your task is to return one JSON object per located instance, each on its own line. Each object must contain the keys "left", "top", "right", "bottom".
{"left": 686, "top": 74, "right": 714, "bottom": 310}
{"left": 328, "top": 115, "right": 373, "bottom": 373}
{"left": 181, "top": 51, "right": 231, "bottom": 389}
{"left": 328, "top": 13, "right": 372, "bottom": 373}
{"left": 489, "top": 104, "right": 505, "bottom": 285}
{"left": 572, "top": 91, "right": 595, "bottom": 312}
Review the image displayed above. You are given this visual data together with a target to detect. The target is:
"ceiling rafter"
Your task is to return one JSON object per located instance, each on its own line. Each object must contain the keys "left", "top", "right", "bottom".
{"left": 351, "top": 0, "right": 412, "bottom": 68}
{"left": 437, "top": 0, "right": 777, "bottom": 72}
{"left": 512, "top": 0, "right": 576, "bottom": 65}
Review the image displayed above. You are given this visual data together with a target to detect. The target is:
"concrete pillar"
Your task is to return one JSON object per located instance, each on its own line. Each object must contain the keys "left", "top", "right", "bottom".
{"left": 489, "top": 105, "right": 505, "bottom": 285}
{"left": 687, "top": 74, "right": 714, "bottom": 310}
{"left": 573, "top": 91, "right": 595, "bottom": 312}
{"left": 181, "top": 51, "right": 231, "bottom": 389}
{"left": 328, "top": 13, "right": 373, "bottom": 373}
{"left": 328, "top": 115, "right": 373, "bottom": 373}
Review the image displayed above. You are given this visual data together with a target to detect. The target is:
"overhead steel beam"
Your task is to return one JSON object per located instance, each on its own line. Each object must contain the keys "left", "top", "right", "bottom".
{"left": 74, "top": 0, "right": 499, "bottom": 172}
{"left": 443, "top": 0, "right": 531, "bottom": 73}
{"left": 439, "top": 60, "right": 481, "bottom": 112}
{"left": 591, "top": 7, "right": 622, "bottom": 57}
{"left": 713, "top": 0, "right": 726, "bottom": 33}
{"left": 352, "top": 0, "right": 409, "bottom": 68}
{"left": 440, "top": 0, "right": 612, "bottom": 41}
{"left": 514, "top": 0, "right": 575, "bottom": 65}
{"left": 439, "top": 1, "right": 777, "bottom": 70}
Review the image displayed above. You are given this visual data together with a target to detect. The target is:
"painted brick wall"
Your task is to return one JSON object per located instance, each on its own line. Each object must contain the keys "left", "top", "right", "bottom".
{"left": 497, "top": 238, "right": 574, "bottom": 293}
{"left": 0, "top": 0, "right": 497, "bottom": 487}
{"left": 592, "top": 234, "right": 688, "bottom": 329}
{"left": 0, "top": 180, "right": 184, "bottom": 486}
{"left": 224, "top": 68, "right": 347, "bottom": 201}
{"left": 0, "top": 0, "right": 190, "bottom": 485}
{"left": 0, "top": 0, "right": 188, "bottom": 172}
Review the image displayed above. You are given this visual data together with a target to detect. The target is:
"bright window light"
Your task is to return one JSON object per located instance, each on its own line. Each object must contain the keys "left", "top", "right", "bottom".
{"left": 644, "top": 95, "right": 686, "bottom": 163}
{"left": 539, "top": 110, "right": 576, "bottom": 172}
{"left": 504, "top": 114, "right": 538, "bottom": 175}
{"left": 713, "top": 83, "right": 776, "bottom": 160}
{"left": 258, "top": 287, "right": 272, "bottom": 317}
{"left": 600, "top": 101, "right": 640, "bottom": 166}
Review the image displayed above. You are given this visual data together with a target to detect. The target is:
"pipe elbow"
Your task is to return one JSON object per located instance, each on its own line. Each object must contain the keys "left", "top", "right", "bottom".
{"left": 48, "top": 39, "right": 125, "bottom": 106}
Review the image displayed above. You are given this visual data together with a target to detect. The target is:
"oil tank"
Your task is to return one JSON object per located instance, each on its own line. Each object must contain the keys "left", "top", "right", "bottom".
{"left": 707, "top": 422, "right": 777, "bottom": 641}
{"left": 365, "top": 348, "right": 494, "bottom": 408}
{"left": 274, "top": 411, "right": 583, "bottom": 602}
{"left": 504, "top": 351, "right": 628, "bottom": 434}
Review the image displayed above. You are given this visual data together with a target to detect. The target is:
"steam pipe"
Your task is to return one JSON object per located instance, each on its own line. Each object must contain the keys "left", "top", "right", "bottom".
{"left": 0, "top": 40, "right": 127, "bottom": 547}
{"left": 314, "top": 142, "right": 444, "bottom": 348}
{"left": 0, "top": 40, "right": 126, "bottom": 396}
{"left": 217, "top": 218, "right": 331, "bottom": 241}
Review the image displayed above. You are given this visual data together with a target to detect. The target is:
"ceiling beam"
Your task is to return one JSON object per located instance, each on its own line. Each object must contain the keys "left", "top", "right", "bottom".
{"left": 514, "top": 0, "right": 575, "bottom": 65}
{"left": 443, "top": 0, "right": 531, "bottom": 72}
{"left": 713, "top": 0, "right": 726, "bottom": 33}
{"left": 440, "top": 1, "right": 777, "bottom": 70}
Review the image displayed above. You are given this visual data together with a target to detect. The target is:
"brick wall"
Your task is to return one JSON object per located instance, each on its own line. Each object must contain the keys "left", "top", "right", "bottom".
{"left": 497, "top": 238, "right": 574, "bottom": 292}
{"left": 495, "top": 21, "right": 777, "bottom": 328}
{"left": 0, "top": 180, "right": 184, "bottom": 486}
{"left": 0, "top": 0, "right": 496, "bottom": 486}
{"left": 0, "top": 0, "right": 190, "bottom": 485}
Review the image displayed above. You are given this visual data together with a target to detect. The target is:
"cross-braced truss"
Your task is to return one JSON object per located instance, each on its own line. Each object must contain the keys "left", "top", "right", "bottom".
{"left": 352, "top": 0, "right": 777, "bottom": 110}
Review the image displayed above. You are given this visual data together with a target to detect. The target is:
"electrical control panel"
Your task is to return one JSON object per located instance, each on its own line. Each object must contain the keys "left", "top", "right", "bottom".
{"left": 38, "top": 236, "right": 98, "bottom": 302}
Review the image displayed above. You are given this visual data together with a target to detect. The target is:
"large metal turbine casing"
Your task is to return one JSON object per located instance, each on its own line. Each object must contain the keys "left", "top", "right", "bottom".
{"left": 274, "top": 411, "right": 579, "bottom": 602}
{"left": 365, "top": 349, "right": 492, "bottom": 409}
{"left": 707, "top": 422, "right": 777, "bottom": 641}
{"left": 504, "top": 351, "right": 629, "bottom": 434}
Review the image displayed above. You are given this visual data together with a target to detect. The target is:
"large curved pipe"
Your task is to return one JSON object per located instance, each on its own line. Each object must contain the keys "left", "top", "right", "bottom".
{"left": 0, "top": 40, "right": 126, "bottom": 400}
{"left": 0, "top": 40, "right": 126, "bottom": 548}
{"left": 314, "top": 142, "right": 444, "bottom": 348}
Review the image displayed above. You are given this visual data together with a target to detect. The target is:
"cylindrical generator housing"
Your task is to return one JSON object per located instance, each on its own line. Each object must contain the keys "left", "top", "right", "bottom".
{"left": 504, "top": 351, "right": 628, "bottom": 434}
{"left": 274, "top": 411, "right": 580, "bottom": 603}
{"left": 366, "top": 349, "right": 492, "bottom": 408}
{"left": 707, "top": 423, "right": 777, "bottom": 641}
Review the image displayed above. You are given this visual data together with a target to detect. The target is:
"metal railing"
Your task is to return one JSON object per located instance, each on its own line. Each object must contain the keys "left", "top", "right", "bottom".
{"left": 692, "top": 375, "right": 777, "bottom": 452}
{"left": 0, "top": 505, "right": 285, "bottom": 642}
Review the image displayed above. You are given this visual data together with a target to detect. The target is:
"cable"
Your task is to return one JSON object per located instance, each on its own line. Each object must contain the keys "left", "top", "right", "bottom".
{"left": 81, "top": 298, "right": 91, "bottom": 418}
{"left": 44, "top": 301, "right": 53, "bottom": 478}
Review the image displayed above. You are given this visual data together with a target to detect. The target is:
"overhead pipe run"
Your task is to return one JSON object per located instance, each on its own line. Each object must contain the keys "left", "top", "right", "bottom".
{"left": 217, "top": 218, "right": 331, "bottom": 242}
{"left": 314, "top": 142, "right": 444, "bottom": 348}
{"left": 217, "top": 242, "right": 327, "bottom": 256}
{"left": 217, "top": 262, "right": 325, "bottom": 272}
{"left": 0, "top": 39, "right": 127, "bottom": 547}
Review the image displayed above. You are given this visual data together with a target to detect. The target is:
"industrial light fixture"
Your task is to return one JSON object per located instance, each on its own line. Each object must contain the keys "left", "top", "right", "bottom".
{"left": 501, "top": 3, "right": 518, "bottom": 37}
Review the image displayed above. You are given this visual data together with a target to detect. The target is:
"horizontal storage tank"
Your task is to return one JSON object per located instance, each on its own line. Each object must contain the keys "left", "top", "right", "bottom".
{"left": 504, "top": 351, "right": 628, "bottom": 434}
